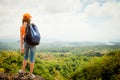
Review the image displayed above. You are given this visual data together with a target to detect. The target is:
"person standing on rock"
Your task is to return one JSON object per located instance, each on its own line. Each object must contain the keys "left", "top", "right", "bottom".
{"left": 19, "top": 13, "right": 40, "bottom": 78}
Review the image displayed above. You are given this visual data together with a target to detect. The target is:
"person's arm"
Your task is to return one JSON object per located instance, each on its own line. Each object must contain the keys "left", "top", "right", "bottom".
{"left": 20, "top": 27, "right": 24, "bottom": 53}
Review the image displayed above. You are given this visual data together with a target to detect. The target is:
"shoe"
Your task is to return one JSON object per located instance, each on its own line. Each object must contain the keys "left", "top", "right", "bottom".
{"left": 19, "top": 70, "right": 24, "bottom": 73}
{"left": 18, "top": 70, "right": 25, "bottom": 77}
{"left": 29, "top": 74, "right": 35, "bottom": 79}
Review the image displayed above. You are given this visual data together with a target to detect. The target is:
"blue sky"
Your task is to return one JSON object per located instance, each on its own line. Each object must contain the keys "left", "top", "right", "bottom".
{"left": 0, "top": 0, "right": 120, "bottom": 42}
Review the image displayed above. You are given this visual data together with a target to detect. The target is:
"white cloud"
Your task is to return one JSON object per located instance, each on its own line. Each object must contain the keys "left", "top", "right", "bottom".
{"left": 81, "top": 1, "right": 120, "bottom": 41}
{"left": 0, "top": 0, "right": 120, "bottom": 42}
{"left": 84, "top": 1, "right": 120, "bottom": 17}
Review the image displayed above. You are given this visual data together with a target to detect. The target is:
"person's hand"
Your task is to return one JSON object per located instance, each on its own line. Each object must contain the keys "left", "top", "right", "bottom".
{"left": 20, "top": 48, "right": 24, "bottom": 53}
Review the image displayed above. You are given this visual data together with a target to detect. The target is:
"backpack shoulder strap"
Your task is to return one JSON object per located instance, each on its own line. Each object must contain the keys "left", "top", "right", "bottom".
{"left": 25, "top": 24, "right": 31, "bottom": 33}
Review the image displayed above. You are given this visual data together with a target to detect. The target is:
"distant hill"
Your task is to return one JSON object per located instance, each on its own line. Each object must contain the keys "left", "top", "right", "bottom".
{"left": 0, "top": 41, "right": 119, "bottom": 50}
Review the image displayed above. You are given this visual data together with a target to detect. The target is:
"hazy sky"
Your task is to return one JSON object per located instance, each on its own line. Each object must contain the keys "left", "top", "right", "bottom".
{"left": 0, "top": 0, "right": 120, "bottom": 42}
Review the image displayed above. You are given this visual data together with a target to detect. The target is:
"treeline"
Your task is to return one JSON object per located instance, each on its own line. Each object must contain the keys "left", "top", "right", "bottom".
{"left": 0, "top": 51, "right": 22, "bottom": 73}
{"left": 0, "top": 42, "right": 20, "bottom": 51}
{"left": 0, "top": 50, "right": 120, "bottom": 80}
{"left": 1, "top": 42, "right": 120, "bottom": 54}
{"left": 70, "top": 50, "right": 120, "bottom": 80}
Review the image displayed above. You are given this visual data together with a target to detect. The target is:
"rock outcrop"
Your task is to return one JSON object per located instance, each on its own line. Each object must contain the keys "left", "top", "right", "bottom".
{"left": 0, "top": 72, "right": 44, "bottom": 80}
